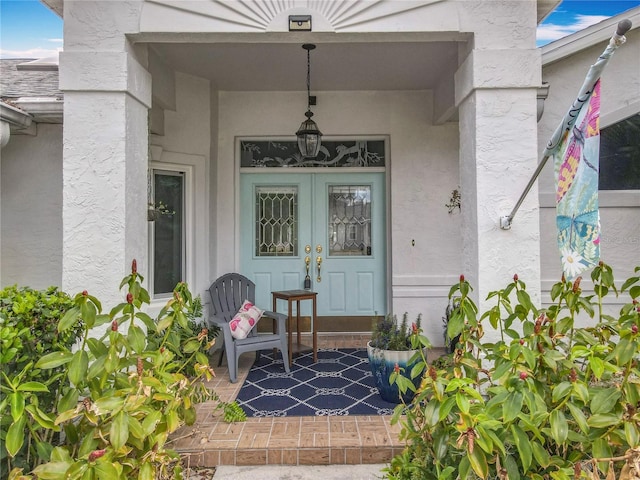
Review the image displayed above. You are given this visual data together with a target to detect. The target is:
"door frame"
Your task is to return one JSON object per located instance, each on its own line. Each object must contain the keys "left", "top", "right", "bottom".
{"left": 233, "top": 135, "right": 392, "bottom": 315}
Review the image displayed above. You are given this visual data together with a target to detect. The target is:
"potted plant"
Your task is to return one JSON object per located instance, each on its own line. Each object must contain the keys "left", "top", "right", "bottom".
{"left": 384, "top": 264, "right": 640, "bottom": 480}
{"left": 147, "top": 200, "right": 175, "bottom": 222}
{"left": 367, "top": 313, "right": 432, "bottom": 403}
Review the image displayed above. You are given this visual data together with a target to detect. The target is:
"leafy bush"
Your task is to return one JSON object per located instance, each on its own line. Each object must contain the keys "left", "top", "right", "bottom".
{"left": 0, "top": 286, "right": 80, "bottom": 476}
{"left": 147, "top": 289, "right": 218, "bottom": 378}
{"left": 2, "top": 260, "right": 219, "bottom": 480}
{"left": 442, "top": 299, "right": 460, "bottom": 354}
{"left": 385, "top": 264, "right": 640, "bottom": 480}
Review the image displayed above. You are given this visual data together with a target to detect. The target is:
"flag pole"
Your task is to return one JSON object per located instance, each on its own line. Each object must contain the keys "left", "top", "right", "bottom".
{"left": 500, "top": 19, "right": 632, "bottom": 230}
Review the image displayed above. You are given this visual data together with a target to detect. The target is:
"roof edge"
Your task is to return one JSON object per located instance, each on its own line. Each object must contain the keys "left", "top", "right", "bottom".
{"left": 13, "top": 97, "right": 64, "bottom": 123}
{"left": 537, "top": 0, "right": 562, "bottom": 25}
{"left": 17, "top": 56, "right": 59, "bottom": 71}
{"left": 41, "top": 0, "right": 63, "bottom": 18}
{"left": 0, "top": 101, "right": 33, "bottom": 128}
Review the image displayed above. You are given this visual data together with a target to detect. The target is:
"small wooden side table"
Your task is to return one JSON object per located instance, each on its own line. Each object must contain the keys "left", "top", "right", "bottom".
{"left": 271, "top": 289, "right": 318, "bottom": 364}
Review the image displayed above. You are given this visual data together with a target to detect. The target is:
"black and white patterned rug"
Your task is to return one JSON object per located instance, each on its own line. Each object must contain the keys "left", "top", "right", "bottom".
{"left": 235, "top": 348, "right": 399, "bottom": 417}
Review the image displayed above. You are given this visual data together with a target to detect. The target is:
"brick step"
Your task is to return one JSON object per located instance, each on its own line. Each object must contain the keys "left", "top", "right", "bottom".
{"left": 170, "top": 339, "right": 446, "bottom": 467}
{"left": 173, "top": 414, "right": 402, "bottom": 467}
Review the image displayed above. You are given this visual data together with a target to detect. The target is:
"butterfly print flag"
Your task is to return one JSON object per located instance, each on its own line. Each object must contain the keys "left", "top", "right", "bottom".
{"left": 539, "top": 21, "right": 631, "bottom": 278}
{"left": 554, "top": 80, "right": 601, "bottom": 279}
{"left": 502, "top": 21, "right": 629, "bottom": 276}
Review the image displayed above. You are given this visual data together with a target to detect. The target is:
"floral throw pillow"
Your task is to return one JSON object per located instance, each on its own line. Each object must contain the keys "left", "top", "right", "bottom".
{"left": 229, "top": 299, "right": 264, "bottom": 340}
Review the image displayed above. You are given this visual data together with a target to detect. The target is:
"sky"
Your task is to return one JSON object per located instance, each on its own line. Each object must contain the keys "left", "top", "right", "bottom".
{"left": 1, "top": 0, "right": 62, "bottom": 59}
{"left": 0, "top": 0, "right": 639, "bottom": 59}
{"left": 536, "top": 0, "right": 639, "bottom": 46}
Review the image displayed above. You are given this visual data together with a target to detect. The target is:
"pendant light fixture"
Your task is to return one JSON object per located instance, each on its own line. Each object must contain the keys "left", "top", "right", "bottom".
{"left": 296, "top": 43, "right": 322, "bottom": 158}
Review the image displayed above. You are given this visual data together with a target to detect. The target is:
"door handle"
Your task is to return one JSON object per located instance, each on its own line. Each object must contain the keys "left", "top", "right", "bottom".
{"left": 304, "top": 256, "right": 311, "bottom": 289}
{"left": 316, "top": 256, "right": 322, "bottom": 283}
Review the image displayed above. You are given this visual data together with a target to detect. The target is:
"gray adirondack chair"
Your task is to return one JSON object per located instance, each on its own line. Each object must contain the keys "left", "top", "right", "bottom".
{"left": 207, "top": 273, "right": 290, "bottom": 383}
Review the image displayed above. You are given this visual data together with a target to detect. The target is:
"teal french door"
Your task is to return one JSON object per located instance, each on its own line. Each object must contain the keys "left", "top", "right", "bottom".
{"left": 240, "top": 172, "right": 386, "bottom": 317}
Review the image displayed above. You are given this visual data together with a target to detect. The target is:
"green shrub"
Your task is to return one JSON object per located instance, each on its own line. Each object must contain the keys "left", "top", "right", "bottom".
{"left": 385, "top": 263, "right": 640, "bottom": 480}
{"left": 154, "top": 293, "right": 219, "bottom": 378}
{"left": 0, "top": 286, "right": 79, "bottom": 476}
{"left": 2, "top": 260, "right": 220, "bottom": 480}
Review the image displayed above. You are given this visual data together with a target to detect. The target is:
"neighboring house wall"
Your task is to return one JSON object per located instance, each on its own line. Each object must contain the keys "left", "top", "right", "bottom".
{"left": 538, "top": 25, "right": 640, "bottom": 314}
{"left": 1, "top": 124, "right": 63, "bottom": 288}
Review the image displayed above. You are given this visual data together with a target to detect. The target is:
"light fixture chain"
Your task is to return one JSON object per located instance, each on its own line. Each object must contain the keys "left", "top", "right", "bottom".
{"left": 306, "top": 47, "right": 311, "bottom": 110}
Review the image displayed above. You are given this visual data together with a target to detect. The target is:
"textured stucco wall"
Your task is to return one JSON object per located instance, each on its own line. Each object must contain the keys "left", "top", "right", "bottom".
{"left": 155, "top": 73, "right": 211, "bottom": 157}
{"left": 457, "top": 85, "right": 542, "bottom": 346}
{"left": 455, "top": 4, "right": 542, "bottom": 338}
{"left": 1, "top": 124, "right": 63, "bottom": 289}
{"left": 216, "top": 89, "right": 460, "bottom": 342}
{"left": 140, "top": 0, "right": 534, "bottom": 47}
{"left": 61, "top": 92, "right": 148, "bottom": 302}
{"left": 538, "top": 31, "right": 640, "bottom": 310}
{"left": 60, "top": 0, "right": 151, "bottom": 307}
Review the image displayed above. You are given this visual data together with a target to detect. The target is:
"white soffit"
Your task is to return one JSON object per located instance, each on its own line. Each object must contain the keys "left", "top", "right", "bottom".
{"left": 149, "top": 40, "right": 460, "bottom": 92}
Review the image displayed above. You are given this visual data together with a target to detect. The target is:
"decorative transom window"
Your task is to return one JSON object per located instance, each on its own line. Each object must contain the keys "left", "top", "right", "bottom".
{"left": 240, "top": 139, "right": 385, "bottom": 168}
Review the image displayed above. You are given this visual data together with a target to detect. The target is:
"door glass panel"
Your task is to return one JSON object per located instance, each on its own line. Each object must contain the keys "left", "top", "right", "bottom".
{"left": 255, "top": 186, "right": 298, "bottom": 257}
{"left": 153, "top": 171, "right": 184, "bottom": 295}
{"left": 328, "top": 185, "right": 371, "bottom": 256}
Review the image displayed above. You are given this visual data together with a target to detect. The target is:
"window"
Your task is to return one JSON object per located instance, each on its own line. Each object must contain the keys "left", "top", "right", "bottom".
{"left": 151, "top": 170, "right": 185, "bottom": 296}
{"left": 255, "top": 186, "right": 298, "bottom": 256}
{"left": 599, "top": 113, "right": 640, "bottom": 190}
{"left": 240, "top": 139, "right": 385, "bottom": 168}
{"left": 328, "top": 185, "right": 372, "bottom": 256}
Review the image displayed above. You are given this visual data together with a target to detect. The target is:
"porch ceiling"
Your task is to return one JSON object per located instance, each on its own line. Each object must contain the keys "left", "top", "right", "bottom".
{"left": 148, "top": 41, "right": 459, "bottom": 92}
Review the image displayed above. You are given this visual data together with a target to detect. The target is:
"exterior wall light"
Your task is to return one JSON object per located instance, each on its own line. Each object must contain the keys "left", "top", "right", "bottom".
{"left": 289, "top": 15, "right": 312, "bottom": 31}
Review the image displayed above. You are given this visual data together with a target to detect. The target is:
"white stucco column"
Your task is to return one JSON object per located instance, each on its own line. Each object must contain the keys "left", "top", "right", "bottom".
{"left": 456, "top": 47, "right": 543, "bottom": 338}
{"left": 59, "top": 47, "right": 151, "bottom": 305}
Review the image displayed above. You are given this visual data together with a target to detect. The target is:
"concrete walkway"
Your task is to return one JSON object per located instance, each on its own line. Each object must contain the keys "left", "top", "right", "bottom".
{"left": 211, "top": 464, "right": 388, "bottom": 479}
